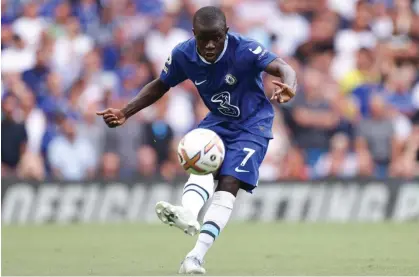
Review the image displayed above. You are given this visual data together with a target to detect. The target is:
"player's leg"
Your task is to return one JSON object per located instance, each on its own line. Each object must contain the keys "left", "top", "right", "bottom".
{"left": 179, "top": 138, "right": 268, "bottom": 274}
{"left": 155, "top": 174, "right": 215, "bottom": 235}
{"left": 182, "top": 173, "right": 215, "bottom": 218}
{"left": 179, "top": 175, "right": 240, "bottom": 274}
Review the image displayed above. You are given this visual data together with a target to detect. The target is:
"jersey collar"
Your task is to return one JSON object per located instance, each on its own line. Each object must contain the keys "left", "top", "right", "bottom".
{"left": 197, "top": 35, "right": 229, "bottom": 64}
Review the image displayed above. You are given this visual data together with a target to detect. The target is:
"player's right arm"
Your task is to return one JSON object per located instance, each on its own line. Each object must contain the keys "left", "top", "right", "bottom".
{"left": 97, "top": 47, "right": 187, "bottom": 128}
{"left": 96, "top": 79, "right": 169, "bottom": 128}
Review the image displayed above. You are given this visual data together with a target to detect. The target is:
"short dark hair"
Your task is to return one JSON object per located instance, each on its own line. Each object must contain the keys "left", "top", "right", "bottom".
{"left": 193, "top": 6, "right": 226, "bottom": 28}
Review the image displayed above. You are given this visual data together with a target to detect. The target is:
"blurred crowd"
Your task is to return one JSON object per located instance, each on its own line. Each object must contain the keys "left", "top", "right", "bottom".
{"left": 2, "top": 0, "right": 419, "bottom": 182}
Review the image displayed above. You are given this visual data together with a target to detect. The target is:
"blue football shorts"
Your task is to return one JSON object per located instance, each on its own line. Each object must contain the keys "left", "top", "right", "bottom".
{"left": 200, "top": 123, "right": 270, "bottom": 193}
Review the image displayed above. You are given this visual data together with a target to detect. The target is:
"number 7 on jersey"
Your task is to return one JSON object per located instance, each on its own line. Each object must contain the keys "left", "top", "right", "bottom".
{"left": 240, "top": 148, "right": 255, "bottom": 166}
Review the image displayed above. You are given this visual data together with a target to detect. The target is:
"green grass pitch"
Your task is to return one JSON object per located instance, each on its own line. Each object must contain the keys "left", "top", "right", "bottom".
{"left": 2, "top": 222, "right": 419, "bottom": 275}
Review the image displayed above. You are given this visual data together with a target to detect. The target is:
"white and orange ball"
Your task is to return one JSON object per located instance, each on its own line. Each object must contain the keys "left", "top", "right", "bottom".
{"left": 177, "top": 128, "right": 225, "bottom": 175}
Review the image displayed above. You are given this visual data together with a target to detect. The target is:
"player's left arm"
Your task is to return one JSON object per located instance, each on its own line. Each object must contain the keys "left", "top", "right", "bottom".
{"left": 264, "top": 58, "right": 297, "bottom": 103}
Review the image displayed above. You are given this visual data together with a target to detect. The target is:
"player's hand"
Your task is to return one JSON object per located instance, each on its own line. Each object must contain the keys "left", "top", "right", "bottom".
{"left": 271, "top": 80, "right": 295, "bottom": 103}
{"left": 96, "top": 108, "right": 126, "bottom": 128}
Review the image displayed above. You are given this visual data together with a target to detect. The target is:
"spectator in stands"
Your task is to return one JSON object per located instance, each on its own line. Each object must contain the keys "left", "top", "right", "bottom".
{"left": 38, "top": 72, "right": 64, "bottom": 117}
{"left": 52, "top": 16, "right": 93, "bottom": 89}
{"left": 21, "top": 91, "right": 46, "bottom": 156}
{"left": 112, "top": 64, "right": 143, "bottom": 108}
{"left": 99, "top": 152, "right": 121, "bottom": 180}
{"left": 391, "top": 124, "right": 419, "bottom": 179}
{"left": 141, "top": 95, "right": 174, "bottom": 165}
{"left": 48, "top": 0, "right": 71, "bottom": 39}
{"left": 314, "top": 133, "right": 359, "bottom": 179}
{"left": 291, "top": 68, "right": 340, "bottom": 167}
{"left": 267, "top": 0, "right": 310, "bottom": 56}
{"left": 382, "top": 64, "right": 417, "bottom": 118}
{"left": 355, "top": 94, "right": 396, "bottom": 178}
{"left": 65, "top": 79, "right": 85, "bottom": 120}
{"left": 388, "top": 102, "right": 414, "bottom": 160}
{"left": 78, "top": 105, "right": 106, "bottom": 165}
{"left": 340, "top": 48, "right": 378, "bottom": 95}
{"left": 40, "top": 111, "right": 66, "bottom": 176}
{"left": 232, "top": 0, "right": 272, "bottom": 47}
{"left": 102, "top": 110, "right": 143, "bottom": 177}
{"left": 332, "top": 0, "right": 376, "bottom": 80}
{"left": 160, "top": 140, "right": 188, "bottom": 181}
{"left": 48, "top": 116, "right": 97, "bottom": 181}
{"left": 145, "top": 11, "right": 189, "bottom": 73}
{"left": 279, "top": 146, "right": 309, "bottom": 181}
{"left": 118, "top": 1, "right": 152, "bottom": 42}
{"left": 260, "top": 107, "right": 290, "bottom": 181}
{"left": 5, "top": 77, "right": 47, "bottom": 180}
{"left": 134, "top": 145, "right": 159, "bottom": 180}
{"left": 22, "top": 49, "right": 50, "bottom": 103}
{"left": 12, "top": 0, "right": 46, "bottom": 49}
{"left": 370, "top": 1, "right": 394, "bottom": 40}
{"left": 135, "top": 0, "right": 163, "bottom": 17}
{"left": 78, "top": 49, "right": 110, "bottom": 111}
{"left": 102, "top": 26, "right": 125, "bottom": 71}
{"left": 74, "top": 0, "right": 101, "bottom": 37}
{"left": 295, "top": 11, "right": 338, "bottom": 65}
{"left": 95, "top": 5, "right": 118, "bottom": 46}
{"left": 1, "top": 33, "right": 35, "bottom": 73}
{"left": 1, "top": 94, "right": 28, "bottom": 177}
{"left": 164, "top": 81, "right": 196, "bottom": 137}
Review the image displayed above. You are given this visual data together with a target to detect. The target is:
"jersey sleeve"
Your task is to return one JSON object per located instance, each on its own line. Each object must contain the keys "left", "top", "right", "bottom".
{"left": 159, "top": 46, "right": 188, "bottom": 88}
{"left": 246, "top": 40, "right": 278, "bottom": 71}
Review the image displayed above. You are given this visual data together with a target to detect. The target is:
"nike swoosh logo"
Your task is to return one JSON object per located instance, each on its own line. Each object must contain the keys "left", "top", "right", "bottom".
{"left": 249, "top": 46, "right": 262, "bottom": 54}
{"left": 194, "top": 80, "right": 207, "bottom": 85}
{"left": 235, "top": 167, "right": 249, "bottom": 173}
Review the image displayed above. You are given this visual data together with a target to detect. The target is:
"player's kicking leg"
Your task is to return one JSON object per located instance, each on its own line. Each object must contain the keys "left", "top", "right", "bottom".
{"left": 178, "top": 136, "right": 267, "bottom": 274}
{"left": 178, "top": 175, "right": 240, "bottom": 274}
{"left": 155, "top": 174, "right": 215, "bottom": 236}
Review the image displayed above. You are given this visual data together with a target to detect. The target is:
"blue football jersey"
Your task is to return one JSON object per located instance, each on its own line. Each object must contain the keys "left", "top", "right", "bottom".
{"left": 159, "top": 32, "right": 277, "bottom": 139}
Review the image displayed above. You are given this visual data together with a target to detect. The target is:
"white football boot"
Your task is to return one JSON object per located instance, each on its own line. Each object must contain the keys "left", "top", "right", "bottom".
{"left": 178, "top": 256, "right": 206, "bottom": 274}
{"left": 155, "top": 201, "right": 200, "bottom": 236}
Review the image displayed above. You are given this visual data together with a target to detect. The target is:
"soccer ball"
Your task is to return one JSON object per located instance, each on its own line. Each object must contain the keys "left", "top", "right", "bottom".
{"left": 177, "top": 128, "right": 225, "bottom": 175}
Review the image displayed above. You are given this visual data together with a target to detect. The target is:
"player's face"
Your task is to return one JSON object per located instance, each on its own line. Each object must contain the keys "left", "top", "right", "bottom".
{"left": 193, "top": 23, "right": 228, "bottom": 63}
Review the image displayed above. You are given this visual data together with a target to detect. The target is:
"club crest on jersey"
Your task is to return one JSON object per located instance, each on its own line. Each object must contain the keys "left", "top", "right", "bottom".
{"left": 225, "top": 74, "right": 237, "bottom": 85}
